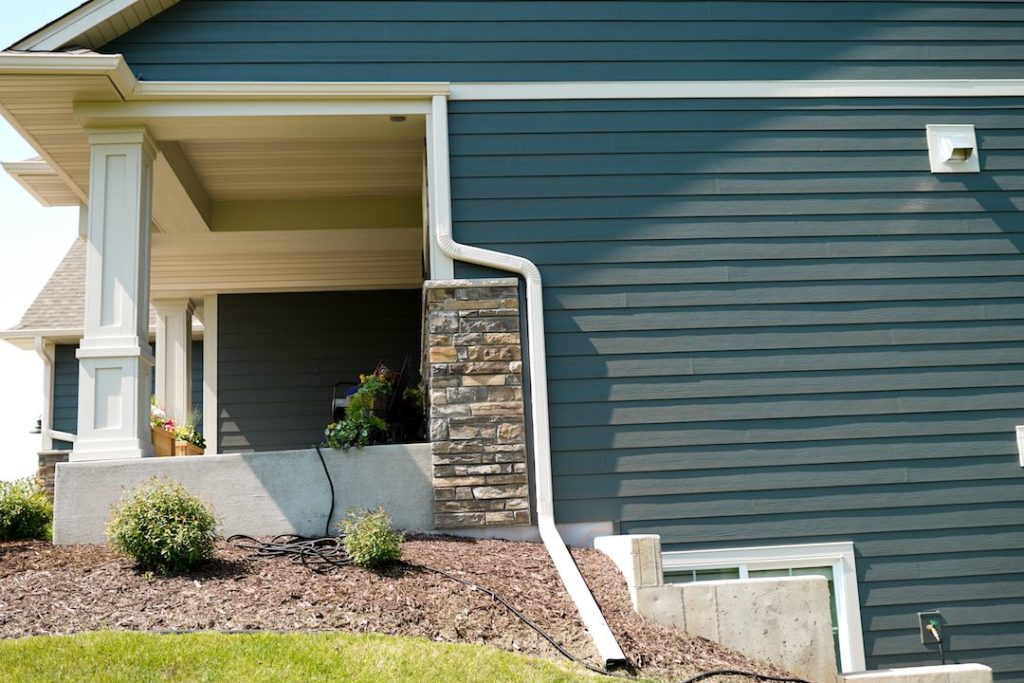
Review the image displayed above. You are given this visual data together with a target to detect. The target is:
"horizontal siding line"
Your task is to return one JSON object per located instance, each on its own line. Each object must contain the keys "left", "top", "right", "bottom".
{"left": 547, "top": 357, "right": 1024, "bottom": 382}
{"left": 615, "top": 500, "right": 1024, "bottom": 530}
{"left": 547, "top": 370, "right": 1024, "bottom": 405}
{"left": 576, "top": 494, "right": 1024, "bottom": 526}
{"left": 552, "top": 454, "right": 1016, "bottom": 478}
{"left": 549, "top": 409, "right": 1024, "bottom": 450}
{"left": 551, "top": 446, "right": 1016, "bottom": 476}
{"left": 551, "top": 455, "right": 1018, "bottom": 492}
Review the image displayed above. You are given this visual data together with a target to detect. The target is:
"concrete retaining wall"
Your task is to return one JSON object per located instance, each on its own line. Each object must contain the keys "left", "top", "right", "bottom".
{"left": 638, "top": 576, "right": 839, "bottom": 683}
{"left": 53, "top": 444, "right": 433, "bottom": 544}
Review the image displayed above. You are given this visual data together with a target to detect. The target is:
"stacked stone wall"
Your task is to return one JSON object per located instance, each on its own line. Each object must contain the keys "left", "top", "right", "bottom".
{"left": 423, "top": 279, "right": 531, "bottom": 528}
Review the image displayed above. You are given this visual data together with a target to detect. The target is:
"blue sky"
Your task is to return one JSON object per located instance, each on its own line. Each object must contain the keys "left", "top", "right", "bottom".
{"left": 0, "top": 2, "right": 85, "bottom": 479}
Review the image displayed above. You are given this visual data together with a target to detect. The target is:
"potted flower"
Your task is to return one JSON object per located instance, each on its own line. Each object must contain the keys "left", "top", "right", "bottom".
{"left": 173, "top": 410, "right": 206, "bottom": 456}
{"left": 150, "top": 401, "right": 176, "bottom": 456}
{"left": 151, "top": 400, "right": 205, "bottom": 456}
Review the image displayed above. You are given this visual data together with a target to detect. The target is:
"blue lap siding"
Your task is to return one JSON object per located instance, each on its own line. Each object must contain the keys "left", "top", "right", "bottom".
{"left": 449, "top": 98, "right": 1024, "bottom": 680}
{"left": 105, "top": 1, "right": 1024, "bottom": 82}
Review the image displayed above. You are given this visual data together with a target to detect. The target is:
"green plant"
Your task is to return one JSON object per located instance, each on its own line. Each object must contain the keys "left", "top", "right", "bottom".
{"left": 324, "top": 413, "right": 387, "bottom": 450}
{"left": 173, "top": 407, "right": 206, "bottom": 449}
{"left": 323, "top": 370, "right": 393, "bottom": 449}
{"left": 106, "top": 478, "right": 218, "bottom": 574}
{"left": 0, "top": 478, "right": 52, "bottom": 541}
{"left": 340, "top": 508, "right": 403, "bottom": 569}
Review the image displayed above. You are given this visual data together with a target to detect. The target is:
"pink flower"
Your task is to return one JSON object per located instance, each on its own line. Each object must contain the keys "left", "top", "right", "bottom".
{"left": 163, "top": 420, "right": 175, "bottom": 432}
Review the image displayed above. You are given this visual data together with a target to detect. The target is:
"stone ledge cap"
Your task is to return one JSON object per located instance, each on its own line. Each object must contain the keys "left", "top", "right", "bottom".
{"left": 424, "top": 278, "right": 519, "bottom": 289}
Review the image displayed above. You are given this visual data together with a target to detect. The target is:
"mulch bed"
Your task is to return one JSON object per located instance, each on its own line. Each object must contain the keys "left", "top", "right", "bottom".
{"left": 0, "top": 536, "right": 790, "bottom": 682}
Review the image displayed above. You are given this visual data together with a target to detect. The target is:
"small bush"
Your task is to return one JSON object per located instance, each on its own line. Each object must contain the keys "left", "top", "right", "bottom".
{"left": 106, "top": 479, "right": 218, "bottom": 574}
{"left": 340, "top": 508, "right": 403, "bottom": 569}
{"left": 0, "top": 478, "right": 52, "bottom": 541}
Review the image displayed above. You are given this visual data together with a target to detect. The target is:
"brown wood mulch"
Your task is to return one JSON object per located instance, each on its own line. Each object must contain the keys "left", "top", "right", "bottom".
{"left": 0, "top": 536, "right": 791, "bottom": 682}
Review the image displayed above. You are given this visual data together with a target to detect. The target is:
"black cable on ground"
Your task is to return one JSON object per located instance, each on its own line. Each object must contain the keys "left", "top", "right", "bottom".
{"left": 231, "top": 445, "right": 811, "bottom": 683}
{"left": 313, "top": 445, "right": 336, "bottom": 538}
{"left": 228, "top": 534, "right": 810, "bottom": 683}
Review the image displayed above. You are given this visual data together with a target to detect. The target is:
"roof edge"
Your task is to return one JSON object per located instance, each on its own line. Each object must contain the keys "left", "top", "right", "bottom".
{"left": 10, "top": 0, "right": 180, "bottom": 52}
{"left": 0, "top": 51, "right": 136, "bottom": 96}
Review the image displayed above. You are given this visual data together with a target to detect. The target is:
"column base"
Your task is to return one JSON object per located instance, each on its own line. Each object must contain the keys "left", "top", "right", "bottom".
{"left": 71, "top": 437, "right": 154, "bottom": 462}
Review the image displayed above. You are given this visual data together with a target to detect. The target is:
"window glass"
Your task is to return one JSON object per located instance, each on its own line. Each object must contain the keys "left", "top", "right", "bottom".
{"left": 664, "top": 567, "right": 741, "bottom": 584}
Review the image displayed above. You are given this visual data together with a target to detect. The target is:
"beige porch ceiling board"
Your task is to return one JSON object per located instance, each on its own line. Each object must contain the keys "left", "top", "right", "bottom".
{"left": 179, "top": 137, "right": 425, "bottom": 201}
{"left": 151, "top": 228, "right": 424, "bottom": 295}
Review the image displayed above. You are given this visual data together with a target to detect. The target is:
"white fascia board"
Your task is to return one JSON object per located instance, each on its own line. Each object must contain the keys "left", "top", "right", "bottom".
{"left": 9, "top": 0, "right": 177, "bottom": 52}
{"left": 450, "top": 79, "right": 1024, "bottom": 100}
{"left": 0, "top": 328, "right": 85, "bottom": 349}
{"left": 131, "top": 81, "right": 450, "bottom": 101}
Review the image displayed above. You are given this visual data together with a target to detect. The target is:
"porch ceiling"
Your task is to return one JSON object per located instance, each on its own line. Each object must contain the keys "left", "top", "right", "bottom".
{"left": 179, "top": 129, "right": 425, "bottom": 201}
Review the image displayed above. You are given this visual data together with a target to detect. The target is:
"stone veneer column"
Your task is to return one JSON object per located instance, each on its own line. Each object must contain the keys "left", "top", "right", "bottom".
{"left": 424, "top": 278, "right": 532, "bottom": 528}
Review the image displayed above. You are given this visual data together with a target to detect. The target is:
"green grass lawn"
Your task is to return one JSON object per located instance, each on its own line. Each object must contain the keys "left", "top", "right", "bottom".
{"left": 0, "top": 631, "right": 609, "bottom": 683}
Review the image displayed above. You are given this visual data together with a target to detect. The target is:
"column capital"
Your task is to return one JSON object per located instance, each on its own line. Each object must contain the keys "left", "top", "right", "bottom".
{"left": 153, "top": 298, "right": 197, "bottom": 314}
{"left": 85, "top": 126, "right": 157, "bottom": 158}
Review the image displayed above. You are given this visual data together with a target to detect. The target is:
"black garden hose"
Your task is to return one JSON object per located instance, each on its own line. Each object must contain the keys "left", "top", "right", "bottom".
{"left": 226, "top": 445, "right": 812, "bottom": 683}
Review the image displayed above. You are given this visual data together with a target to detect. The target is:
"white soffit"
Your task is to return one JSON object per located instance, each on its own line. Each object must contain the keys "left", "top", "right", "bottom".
{"left": 2, "top": 158, "right": 80, "bottom": 207}
{"left": 9, "top": 0, "right": 180, "bottom": 52}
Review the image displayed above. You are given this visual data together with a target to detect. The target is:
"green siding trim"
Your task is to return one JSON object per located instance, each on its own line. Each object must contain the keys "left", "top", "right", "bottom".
{"left": 104, "top": 1, "right": 1024, "bottom": 82}
{"left": 216, "top": 290, "right": 421, "bottom": 453}
{"left": 450, "top": 97, "right": 1024, "bottom": 681}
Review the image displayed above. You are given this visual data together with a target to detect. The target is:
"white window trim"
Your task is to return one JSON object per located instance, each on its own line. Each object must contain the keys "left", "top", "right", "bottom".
{"left": 663, "top": 541, "right": 866, "bottom": 673}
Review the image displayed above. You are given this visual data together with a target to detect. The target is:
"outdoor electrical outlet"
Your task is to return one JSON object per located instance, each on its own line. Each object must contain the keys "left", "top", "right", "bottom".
{"left": 918, "top": 611, "right": 943, "bottom": 644}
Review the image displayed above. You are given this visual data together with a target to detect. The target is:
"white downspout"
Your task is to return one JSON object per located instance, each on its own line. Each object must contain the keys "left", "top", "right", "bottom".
{"left": 33, "top": 336, "right": 54, "bottom": 451}
{"left": 428, "top": 95, "right": 627, "bottom": 667}
{"left": 33, "top": 337, "right": 77, "bottom": 447}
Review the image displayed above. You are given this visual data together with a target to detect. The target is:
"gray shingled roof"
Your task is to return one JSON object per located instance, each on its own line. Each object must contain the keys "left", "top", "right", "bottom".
{"left": 8, "top": 238, "right": 169, "bottom": 336}
{"left": 10, "top": 238, "right": 86, "bottom": 333}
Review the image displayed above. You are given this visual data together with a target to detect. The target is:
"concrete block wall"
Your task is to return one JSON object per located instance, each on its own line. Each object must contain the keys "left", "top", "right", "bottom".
{"left": 423, "top": 279, "right": 531, "bottom": 529}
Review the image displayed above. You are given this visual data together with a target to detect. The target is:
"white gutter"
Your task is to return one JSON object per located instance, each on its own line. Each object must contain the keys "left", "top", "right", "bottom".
{"left": 428, "top": 95, "right": 627, "bottom": 668}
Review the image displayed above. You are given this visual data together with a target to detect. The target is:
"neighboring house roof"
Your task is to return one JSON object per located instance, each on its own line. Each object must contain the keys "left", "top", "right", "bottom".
{"left": 9, "top": 0, "right": 180, "bottom": 52}
{"left": 9, "top": 238, "right": 87, "bottom": 338}
{"left": 1, "top": 238, "right": 201, "bottom": 348}
{"left": 1, "top": 157, "right": 80, "bottom": 207}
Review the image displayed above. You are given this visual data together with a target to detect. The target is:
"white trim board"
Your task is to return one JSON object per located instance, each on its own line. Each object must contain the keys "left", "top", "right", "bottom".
{"left": 10, "top": 0, "right": 179, "bottom": 52}
{"left": 662, "top": 542, "right": 866, "bottom": 674}
{"left": 450, "top": 79, "right": 1024, "bottom": 100}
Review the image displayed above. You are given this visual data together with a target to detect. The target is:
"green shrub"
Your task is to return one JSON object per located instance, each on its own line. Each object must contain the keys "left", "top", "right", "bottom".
{"left": 106, "top": 479, "right": 218, "bottom": 574}
{"left": 0, "top": 478, "right": 52, "bottom": 541}
{"left": 340, "top": 508, "right": 403, "bottom": 569}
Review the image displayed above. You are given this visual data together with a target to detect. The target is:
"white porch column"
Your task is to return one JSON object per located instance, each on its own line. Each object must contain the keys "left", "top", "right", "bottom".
{"left": 154, "top": 298, "right": 194, "bottom": 425}
{"left": 72, "top": 128, "right": 156, "bottom": 462}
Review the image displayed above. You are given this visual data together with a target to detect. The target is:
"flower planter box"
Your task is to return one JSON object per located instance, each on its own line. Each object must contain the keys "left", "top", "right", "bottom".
{"left": 151, "top": 427, "right": 175, "bottom": 457}
{"left": 151, "top": 427, "right": 203, "bottom": 456}
{"left": 174, "top": 441, "right": 204, "bottom": 456}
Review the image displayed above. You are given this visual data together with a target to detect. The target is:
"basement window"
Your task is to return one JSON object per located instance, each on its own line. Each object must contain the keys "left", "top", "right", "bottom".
{"left": 662, "top": 541, "right": 866, "bottom": 673}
